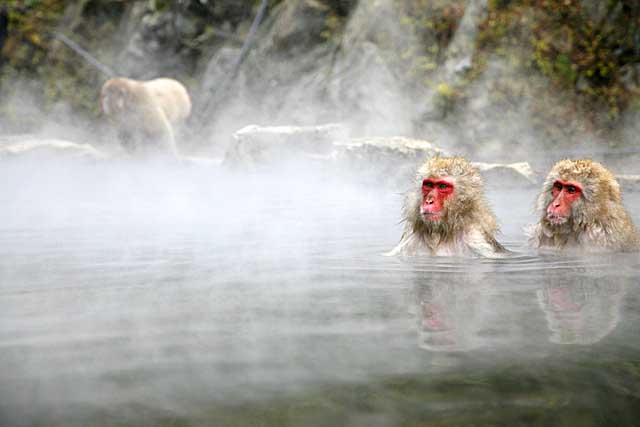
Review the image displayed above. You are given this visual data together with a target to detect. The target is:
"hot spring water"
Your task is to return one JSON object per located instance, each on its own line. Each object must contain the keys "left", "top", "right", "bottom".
{"left": 1, "top": 158, "right": 639, "bottom": 426}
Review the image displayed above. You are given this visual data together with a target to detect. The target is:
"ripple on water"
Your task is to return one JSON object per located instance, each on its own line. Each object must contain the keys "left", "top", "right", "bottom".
{"left": 0, "top": 164, "right": 639, "bottom": 426}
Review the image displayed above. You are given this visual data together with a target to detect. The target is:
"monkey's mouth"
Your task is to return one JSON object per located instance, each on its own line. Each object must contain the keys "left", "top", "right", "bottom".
{"left": 546, "top": 213, "right": 568, "bottom": 225}
{"left": 421, "top": 212, "right": 442, "bottom": 222}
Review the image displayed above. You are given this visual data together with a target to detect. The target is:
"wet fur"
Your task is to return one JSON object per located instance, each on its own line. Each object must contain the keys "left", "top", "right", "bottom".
{"left": 389, "top": 156, "right": 506, "bottom": 257}
{"left": 528, "top": 159, "right": 640, "bottom": 252}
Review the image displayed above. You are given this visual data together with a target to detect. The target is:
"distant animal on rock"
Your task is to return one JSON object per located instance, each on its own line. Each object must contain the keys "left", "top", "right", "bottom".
{"left": 528, "top": 159, "right": 639, "bottom": 252}
{"left": 388, "top": 156, "right": 506, "bottom": 257}
{"left": 100, "top": 77, "right": 191, "bottom": 157}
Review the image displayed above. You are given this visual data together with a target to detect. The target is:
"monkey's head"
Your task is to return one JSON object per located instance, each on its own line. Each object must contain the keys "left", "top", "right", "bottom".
{"left": 537, "top": 159, "right": 621, "bottom": 229}
{"left": 100, "top": 78, "right": 135, "bottom": 116}
{"left": 409, "top": 156, "right": 485, "bottom": 230}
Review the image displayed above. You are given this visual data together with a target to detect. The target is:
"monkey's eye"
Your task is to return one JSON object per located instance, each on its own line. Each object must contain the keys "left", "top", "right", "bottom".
{"left": 438, "top": 183, "right": 449, "bottom": 190}
{"left": 422, "top": 180, "right": 434, "bottom": 188}
{"left": 566, "top": 185, "right": 577, "bottom": 194}
{"left": 554, "top": 182, "right": 563, "bottom": 191}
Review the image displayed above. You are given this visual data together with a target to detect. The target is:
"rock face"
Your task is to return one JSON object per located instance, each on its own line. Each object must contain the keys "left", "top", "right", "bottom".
{"left": 224, "top": 124, "right": 445, "bottom": 188}
{"left": 225, "top": 123, "right": 349, "bottom": 168}
{"left": 0, "top": 137, "right": 108, "bottom": 161}
{"left": 333, "top": 136, "right": 446, "bottom": 187}
{"left": 472, "top": 161, "right": 539, "bottom": 187}
{"left": 224, "top": 123, "right": 541, "bottom": 189}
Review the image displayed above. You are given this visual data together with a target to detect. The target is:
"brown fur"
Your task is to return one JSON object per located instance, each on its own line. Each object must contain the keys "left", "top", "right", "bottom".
{"left": 529, "top": 159, "right": 640, "bottom": 252}
{"left": 100, "top": 77, "right": 191, "bottom": 157}
{"left": 389, "top": 156, "right": 506, "bottom": 257}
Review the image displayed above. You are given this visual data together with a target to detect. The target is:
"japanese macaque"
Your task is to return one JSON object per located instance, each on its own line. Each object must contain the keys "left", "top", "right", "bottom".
{"left": 388, "top": 156, "right": 506, "bottom": 257}
{"left": 528, "top": 159, "right": 640, "bottom": 252}
{"left": 100, "top": 77, "right": 191, "bottom": 157}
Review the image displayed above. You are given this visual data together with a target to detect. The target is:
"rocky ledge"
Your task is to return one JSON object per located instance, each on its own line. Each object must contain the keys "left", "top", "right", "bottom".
{"left": 0, "top": 137, "right": 108, "bottom": 161}
{"left": 224, "top": 124, "right": 538, "bottom": 189}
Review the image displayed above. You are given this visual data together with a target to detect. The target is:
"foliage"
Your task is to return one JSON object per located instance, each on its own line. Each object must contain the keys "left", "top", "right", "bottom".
{"left": 0, "top": 0, "right": 638, "bottom": 138}
{"left": 478, "top": 0, "right": 640, "bottom": 122}
{"left": 396, "top": 0, "right": 467, "bottom": 81}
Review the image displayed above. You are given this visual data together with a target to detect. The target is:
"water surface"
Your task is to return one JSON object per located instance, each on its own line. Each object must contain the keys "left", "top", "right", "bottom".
{"left": 1, "top": 159, "right": 639, "bottom": 426}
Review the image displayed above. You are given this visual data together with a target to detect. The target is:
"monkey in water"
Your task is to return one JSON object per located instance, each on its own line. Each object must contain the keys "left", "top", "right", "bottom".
{"left": 528, "top": 159, "right": 640, "bottom": 252}
{"left": 100, "top": 77, "right": 191, "bottom": 157}
{"left": 388, "top": 156, "right": 506, "bottom": 257}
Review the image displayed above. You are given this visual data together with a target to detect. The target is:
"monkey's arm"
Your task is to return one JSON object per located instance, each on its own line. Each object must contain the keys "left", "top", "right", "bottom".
{"left": 385, "top": 233, "right": 413, "bottom": 256}
{"left": 465, "top": 228, "right": 509, "bottom": 258}
{"left": 385, "top": 231, "right": 425, "bottom": 256}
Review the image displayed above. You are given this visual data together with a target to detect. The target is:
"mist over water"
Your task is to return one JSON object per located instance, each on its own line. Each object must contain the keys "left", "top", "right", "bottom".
{"left": 1, "top": 155, "right": 640, "bottom": 426}
{"left": 2, "top": 0, "right": 640, "bottom": 425}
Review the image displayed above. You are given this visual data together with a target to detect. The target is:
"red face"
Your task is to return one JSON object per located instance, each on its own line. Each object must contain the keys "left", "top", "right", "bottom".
{"left": 420, "top": 178, "right": 454, "bottom": 221}
{"left": 546, "top": 179, "right": 583, "bottom": 224}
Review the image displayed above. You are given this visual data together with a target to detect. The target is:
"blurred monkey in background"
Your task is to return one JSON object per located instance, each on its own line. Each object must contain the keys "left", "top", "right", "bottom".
{"left": 100, "top": 77, "right": 191, "bottom": 158}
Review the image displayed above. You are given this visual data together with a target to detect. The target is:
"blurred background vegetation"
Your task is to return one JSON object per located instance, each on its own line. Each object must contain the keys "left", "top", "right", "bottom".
{"left": 0, "top": 0, "right": 638, "bottom": 153}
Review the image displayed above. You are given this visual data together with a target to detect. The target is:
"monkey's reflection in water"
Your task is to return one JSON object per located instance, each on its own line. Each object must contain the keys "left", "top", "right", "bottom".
{"left": 411, "top": 267, "right": 494, "bottom": 353}
{"left": 536, "top": 266, "right": 628, "bottom": 345}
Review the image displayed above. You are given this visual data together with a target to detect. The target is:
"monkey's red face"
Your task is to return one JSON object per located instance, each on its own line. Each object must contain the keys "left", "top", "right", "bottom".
{"left": 546, "top": 180, "right": 583, "bottom": 225}
{"left": 420, "top": 178, "right": 454, "bottom": 222}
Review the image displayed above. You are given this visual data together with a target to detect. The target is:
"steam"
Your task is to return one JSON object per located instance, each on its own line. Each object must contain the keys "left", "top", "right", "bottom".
{"left": 1, "top": 2, "right": 640, "bottom": 425}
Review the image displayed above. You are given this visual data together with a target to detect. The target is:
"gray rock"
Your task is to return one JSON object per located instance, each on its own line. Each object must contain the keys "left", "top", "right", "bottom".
{"left": 472, "top": 161, "right": 539, "bottom": 187}
{"left": 224, "top": 124, "right": 445, "bottom": 188}
{"left": 333, "top": 136, "right": 446, "bottom": 187}
{"left": 199, "top": 46, "right": 244, "bottom": 104}
{"left": 224, "top": 123, "right": 349, "bottom": 168}
{"left": 223, "top": 123, "right": 542, "bottom": 190}
{"left": 0, "top": 138, "right": 108, "bottom": 161}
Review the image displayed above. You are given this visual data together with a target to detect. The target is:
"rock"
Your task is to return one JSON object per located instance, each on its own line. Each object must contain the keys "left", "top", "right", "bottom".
{"left": 472, "top": 161, "right": 539, "bottom": 187}
{"left": 222, "top": 123, "right": 549, "bottom": 191}
{"left": 199, "top": 46, "right": 245, "bottom": 109}
{"left": 615, "top": 175, "right": 640, "bottom": 193}
{"left": 224, "top": 123, "right": 447, "bottom": 189}
{"left": 335, "top": 136, "right": 444, "bottom": 158}
{"left": 0, "top": 137, "right": 108, "bottom": 161}
{"left": 266, "top": 0, "right": 329, "bottom": 55}
{"left": 326, "top": 41, "right": 413, "bottom": 135}
{"left": 333, "top": 136, "right": 446, "bottom": 187}
{"left": 224, "top": 123, "right": 349, "bottom": 168}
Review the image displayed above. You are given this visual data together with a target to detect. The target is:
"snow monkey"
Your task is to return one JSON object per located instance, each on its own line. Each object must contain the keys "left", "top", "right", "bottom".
{"left": 388, "top": 156, "right": 506, "bottom": 257}
{"left": 529, "top": 159, "right": 640, "bottom": 252}
{"left": 100, "top": 77, "right": 191, "bottom": 157}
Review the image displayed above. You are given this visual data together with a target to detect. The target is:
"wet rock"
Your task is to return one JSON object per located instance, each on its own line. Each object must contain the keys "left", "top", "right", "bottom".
{"left": 334, "top": 136, "right": 446, "bottom": 187}
{"left": 0, "top": 137, "right": 108, "bottom": 161}
{"left": 223, "top": 123, "right": 542, "bottom": 189}
{"left": 472, "top": 161, "right": 539, "bottom": 187}
{"left": 224, "top": 124, "right": 448, "bottom": 188}
{"left": 225, "top": 123, "right": 348, "bottom": 168}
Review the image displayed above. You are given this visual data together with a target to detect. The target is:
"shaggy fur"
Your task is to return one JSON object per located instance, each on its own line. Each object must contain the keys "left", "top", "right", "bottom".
{"left": 389, "top": 156, "right": 506, "bottom": 257}
{"left": 528, "top": 159, "right": 640, "bottom": 252}
{"left": 101, "top": 77, "right": 191, "bottom": 157}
